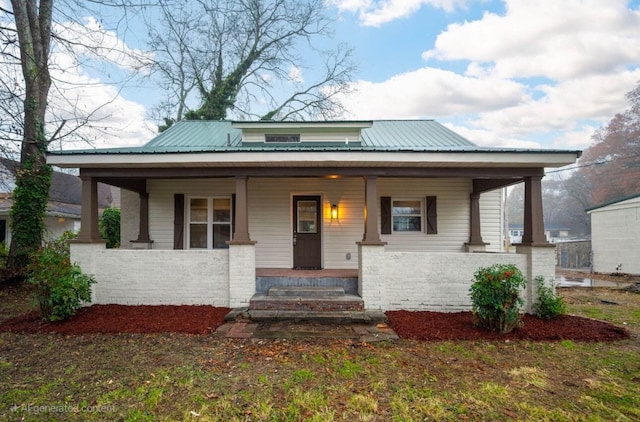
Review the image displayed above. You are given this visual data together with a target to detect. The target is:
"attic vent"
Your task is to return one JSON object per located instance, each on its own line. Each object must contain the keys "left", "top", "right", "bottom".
{"left": 265, "top": 134, "right": 300, "bottom": 143}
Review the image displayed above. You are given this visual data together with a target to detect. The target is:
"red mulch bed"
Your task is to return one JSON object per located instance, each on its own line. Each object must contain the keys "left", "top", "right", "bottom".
{"left": 0, "top": 305, "right": 230, "bottom": 335}
{"left": 386, "top": 311, "right": 630, "bottom": 342}
{"left": 0, "top": 305, "right": 631, "bottom": 341}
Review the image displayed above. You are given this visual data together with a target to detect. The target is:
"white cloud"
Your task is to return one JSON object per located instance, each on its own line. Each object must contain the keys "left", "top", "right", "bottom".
{"left": 288, "top": 65, "right": 304, "bottom": 84}
{"left": 328, "top": 0, "right": 464, "bottom": 27}
{"left": 443, "top": 123, "right": 543, "bottom": 149}
{"left": 340, "top": 67, "right": 524, "bottom": 119}
{"left": 551, "top": 126, "right": 598, "bottom": 150}
{"left": 424, "top": 0, "right": 640, "bottom": 80}
{"left": 54, "top": 17, "right": 154, "bottom": 73}
{"left": 469, "top": 70, "right": 640, "bottom": 138}
{"left": 46, "top": 49, "right": 156, "bottom": 150}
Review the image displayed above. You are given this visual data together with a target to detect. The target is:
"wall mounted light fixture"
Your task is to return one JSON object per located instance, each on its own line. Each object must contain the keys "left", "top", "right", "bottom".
{"left": 331, "top": 204, "right": 338, "bottom": 221}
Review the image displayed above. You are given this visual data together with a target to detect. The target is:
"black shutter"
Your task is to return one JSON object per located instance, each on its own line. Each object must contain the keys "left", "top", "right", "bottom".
{"left": 426, "top": 196, "right": 437, "bottom": 234}
{"left": 381, "top": 196, "right": 392, "bottom": 234}
{"left": 174, "top": 194, "right": 184, "bottom": 249}
{"left": 231, "top": 193, "right": 236, "bottom": 239}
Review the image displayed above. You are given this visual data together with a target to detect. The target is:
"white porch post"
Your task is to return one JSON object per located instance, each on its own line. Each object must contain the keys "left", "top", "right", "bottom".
{"left": 358, "top": 176, "right": 388, "bottom": 310}
{"left": 516, "top": 244, "right": 556, "bottom": 313}
{"left": 228, "top": 176, "right": 256, "bottom": 308}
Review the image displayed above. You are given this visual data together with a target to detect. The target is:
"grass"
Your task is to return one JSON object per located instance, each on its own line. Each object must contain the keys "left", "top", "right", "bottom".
{"left": 0, "top": 284, "right": 639, "bottom": 421}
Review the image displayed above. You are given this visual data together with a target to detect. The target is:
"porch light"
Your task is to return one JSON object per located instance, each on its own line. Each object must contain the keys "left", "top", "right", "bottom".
{"left": 331, "top": 204, "right": 338, "bottom": 221}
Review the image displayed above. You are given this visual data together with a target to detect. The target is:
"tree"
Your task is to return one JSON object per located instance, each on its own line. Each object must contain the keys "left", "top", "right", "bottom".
{"left": 577, "top": 84, "right": 640, "bottom": 206}
{"left": 7, "top": 0, "right": 54, "bottom": 271}
{"left": 2, "top": 1, "right": 150, "bottom": 275}
{"left": 147, "top": 0, "right": 355, "bottom": 124}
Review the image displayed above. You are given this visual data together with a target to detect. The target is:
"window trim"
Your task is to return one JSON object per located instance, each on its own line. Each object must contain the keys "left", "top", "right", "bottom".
{"left": 186, "top": 196, "right": 233, "bottom": 249}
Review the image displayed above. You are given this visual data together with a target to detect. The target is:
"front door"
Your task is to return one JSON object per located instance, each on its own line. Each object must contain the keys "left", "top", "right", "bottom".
{"left": 293, "top": 195, "right": 322, "bottom": 269}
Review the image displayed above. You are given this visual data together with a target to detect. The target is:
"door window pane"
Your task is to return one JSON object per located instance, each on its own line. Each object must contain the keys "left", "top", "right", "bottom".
{"left": 297, "top": 200, "right": 317, "bottom": 233}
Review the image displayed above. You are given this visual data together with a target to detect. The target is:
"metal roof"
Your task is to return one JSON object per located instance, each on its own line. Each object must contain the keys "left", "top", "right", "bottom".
{"left": 47, "top": 119, "right": 580, "bottom": 156}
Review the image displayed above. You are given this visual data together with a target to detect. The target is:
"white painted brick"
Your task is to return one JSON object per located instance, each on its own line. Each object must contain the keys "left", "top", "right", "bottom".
{"left": 71, "top": 244, "right": 229, "bottom": 306}
{"left": 228, "top": 244, "right": 256, "bottom": 307}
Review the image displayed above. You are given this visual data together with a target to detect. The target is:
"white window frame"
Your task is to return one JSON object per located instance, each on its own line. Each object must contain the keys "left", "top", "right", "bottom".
{"left": 391, "top": 198, "right": 424, "bottom": 233}
{"left": 187, "top": 196, "right": 233, "bottom": 249}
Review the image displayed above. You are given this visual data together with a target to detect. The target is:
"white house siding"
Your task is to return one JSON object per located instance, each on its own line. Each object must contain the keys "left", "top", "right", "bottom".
{"left": 479, "top": 190, "right": 504, "bottom": 252}
{"left": 120, "top": 189, "right": 140, "bottom": 247}
{"left": 378, "top": 178, "right": 472, "bottom": 252}
{"left": 146, "top": 178, "right": 236, "bottom": 249}
{"left": 590, "top": 196, "right": 640, "bottom": 275}
{"left": 249, "top": 177, "right": 363, "bottom": 269}
{"left": 133, "top": 177, "right": 504, "bottom": 269}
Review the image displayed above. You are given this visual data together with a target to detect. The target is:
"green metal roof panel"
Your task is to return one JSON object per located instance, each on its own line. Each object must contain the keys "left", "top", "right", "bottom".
{"left": 145, "top": 120, "right": 242, "bottom": 149}
{"left": 361, "top": 120, "right": 475, "bottom": 148}
{"left": 47, "top": 120, "right": 579, "bottom": 156}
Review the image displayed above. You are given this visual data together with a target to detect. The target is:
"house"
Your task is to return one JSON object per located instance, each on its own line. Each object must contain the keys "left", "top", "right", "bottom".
{"left": 47, "top": 120, "right": 580, "bottom": 314}
{"left": 587, "top": 193, "right": 640, "bottom": 275}
{"left": 0, "top": 158, "right": 116, "bottom": 245}
{"left": 508, "top": 223, "right": 571, "bottom": 244}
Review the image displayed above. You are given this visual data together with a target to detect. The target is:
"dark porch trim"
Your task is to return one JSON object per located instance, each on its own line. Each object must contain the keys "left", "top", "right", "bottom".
{"left": 74, "top": 176, "right": 102, "bottom": 243}
{"left": 519, "top": 175, "right": 549, "bottom": 246}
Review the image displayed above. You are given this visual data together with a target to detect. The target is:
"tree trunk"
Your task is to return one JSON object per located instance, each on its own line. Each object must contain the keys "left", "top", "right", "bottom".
{"left": 7, "top": 0, "right": 54, "bottom": 273}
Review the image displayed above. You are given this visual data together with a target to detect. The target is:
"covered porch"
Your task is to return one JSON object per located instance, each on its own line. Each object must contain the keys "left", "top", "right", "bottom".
{"left": 69, "top": 168, "right": 554, "bottom": 313}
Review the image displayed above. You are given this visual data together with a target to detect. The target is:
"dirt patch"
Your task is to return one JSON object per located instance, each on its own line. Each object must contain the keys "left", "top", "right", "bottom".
{"left": 0, "top": 305, "right": 230, "bottom": 335}
{"left": 386, "top": 311, "right": 630, "bottom": 341}
{"left": 0, "top": 303, "right": 630, "bottom": 341}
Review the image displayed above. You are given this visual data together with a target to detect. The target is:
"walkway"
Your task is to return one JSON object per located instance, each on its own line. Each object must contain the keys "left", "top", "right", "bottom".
{"left": 214, "top": 320, "right": 399, "bottom": 342}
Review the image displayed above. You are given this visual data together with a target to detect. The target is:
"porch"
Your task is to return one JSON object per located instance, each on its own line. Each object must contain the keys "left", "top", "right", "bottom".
{"left": 70, "top": 243, "right": 554, "bottom": 314}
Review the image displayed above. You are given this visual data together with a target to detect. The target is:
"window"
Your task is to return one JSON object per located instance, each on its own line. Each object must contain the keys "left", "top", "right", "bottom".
{"left": 188, "top": 197, "right": 232, "bottom": 249}
{"left": 392, "top": 199, "right": 422, "bottom": 232}
{"left": 265, "top": 134, "right": 300, "bottom": 143}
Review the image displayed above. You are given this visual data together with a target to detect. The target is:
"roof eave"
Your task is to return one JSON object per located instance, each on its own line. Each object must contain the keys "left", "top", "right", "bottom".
{"left": 47, "top": 150, "right": 580, "bottom": 169}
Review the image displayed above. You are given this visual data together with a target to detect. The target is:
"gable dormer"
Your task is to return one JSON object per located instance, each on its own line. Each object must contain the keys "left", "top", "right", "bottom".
{"left": 232, "top": 121, "right": 372, "bottom": 147}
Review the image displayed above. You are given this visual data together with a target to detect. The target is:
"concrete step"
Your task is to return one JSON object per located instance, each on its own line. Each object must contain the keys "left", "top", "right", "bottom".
{"left": 268, "top": 286, "right": 345, "bottom": 297}
{"left": 249, "top": 293, "right": 364, "bottom": 312}
{"left": 247, "top": 309, "right": 388, "bottom": 324}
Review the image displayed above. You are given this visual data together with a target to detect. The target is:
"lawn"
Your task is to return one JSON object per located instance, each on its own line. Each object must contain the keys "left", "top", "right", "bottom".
{"left": 1, "top": 283, "right": 639, "bottom": 421}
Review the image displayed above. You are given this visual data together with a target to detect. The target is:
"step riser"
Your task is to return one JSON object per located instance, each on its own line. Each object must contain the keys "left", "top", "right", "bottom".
{"left": 250, "top": 300, "right": 364, "bottom": 312}
{"left": 269, "top": 287, "right": 345, "bottom": 297}
{"left": 256, "top": 276, "right": 358, "bottom": 295}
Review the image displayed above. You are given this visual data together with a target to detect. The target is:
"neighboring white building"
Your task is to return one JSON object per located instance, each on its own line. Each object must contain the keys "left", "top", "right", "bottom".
{"left": 587, "top": 193, "right": 640, "bottom": 275}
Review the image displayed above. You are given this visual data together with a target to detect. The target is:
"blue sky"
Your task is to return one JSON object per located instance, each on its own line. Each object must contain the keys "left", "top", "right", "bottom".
{"left": 4, "top": 0, "right": 640, "bottom": 152}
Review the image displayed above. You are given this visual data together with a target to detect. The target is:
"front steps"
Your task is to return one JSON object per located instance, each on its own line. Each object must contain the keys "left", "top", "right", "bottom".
{"left": 245, "top": 286, "right": 385, "bottom": 324}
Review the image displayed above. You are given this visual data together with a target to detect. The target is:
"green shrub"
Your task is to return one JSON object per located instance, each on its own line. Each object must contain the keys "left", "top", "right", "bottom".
{"left": 533, "top": 276, "right": 566, "bottom": 319}
{"left": 0, "top": 241, "right": 8, "bottom": 270}
{"left": 469, "top": 264, "right": 526, "bottom": 333}
{"left": 99, "top": 207, "right": 121, "bottom": 248}
{"left": 28, "top": 231, "right": 95, "bottom": 322}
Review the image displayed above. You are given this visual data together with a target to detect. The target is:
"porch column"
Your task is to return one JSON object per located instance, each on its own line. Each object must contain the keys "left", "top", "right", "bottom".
{"left": 130, "top": 192, "right": 153, "bottom": 249}
{"left": 227, "top": 176, "right": 256, "bottom": 308}
{"left": 521, "top": 175, "right": 548, "bottom": 245}
{"left": 361, "top": 176, "right": 385, "bottom": 244}
{"left": 466, "top": 192, "right": 487, "bottom": 252}
{"left": 229, "top": 176, "right": 252, "bottom": 243}
{"left": 75, "top": 175, "right": 103, "bottom": 243}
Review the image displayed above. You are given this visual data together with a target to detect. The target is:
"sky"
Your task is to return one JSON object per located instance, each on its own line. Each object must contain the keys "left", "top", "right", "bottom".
{"left": 4, "top": 0, "right": 640, "bottom": 152}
